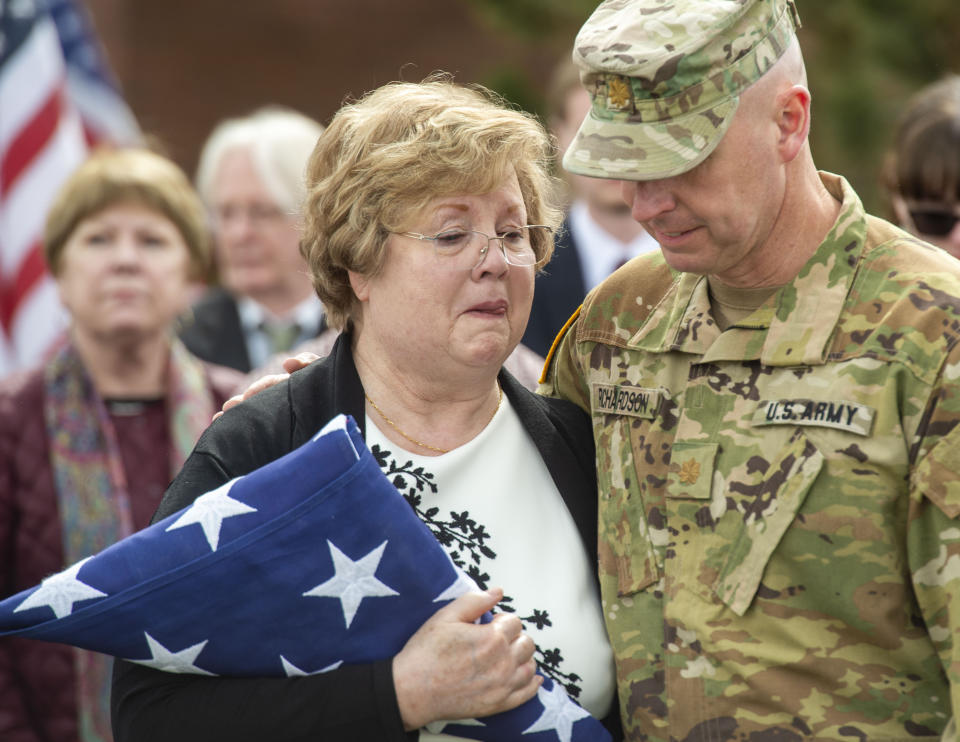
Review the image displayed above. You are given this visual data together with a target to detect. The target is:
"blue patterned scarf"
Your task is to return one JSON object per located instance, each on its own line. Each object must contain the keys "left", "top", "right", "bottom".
{"left": 44, "top": 338, "right": 214, "bottom": 742}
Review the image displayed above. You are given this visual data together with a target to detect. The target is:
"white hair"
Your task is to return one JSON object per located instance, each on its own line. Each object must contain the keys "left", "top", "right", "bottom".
{"left": 195, "top": 106, "right": 324, "bottom": 214}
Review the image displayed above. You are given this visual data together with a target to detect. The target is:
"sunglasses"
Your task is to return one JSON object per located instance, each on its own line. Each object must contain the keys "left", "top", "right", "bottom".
{"left": 907, "top": 205, "right": 960, "bottom": 237}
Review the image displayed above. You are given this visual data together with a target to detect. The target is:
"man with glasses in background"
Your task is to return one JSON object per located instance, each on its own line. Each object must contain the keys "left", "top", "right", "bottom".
{"left": 180, "top": 107, "right": 326, "bottom": 373}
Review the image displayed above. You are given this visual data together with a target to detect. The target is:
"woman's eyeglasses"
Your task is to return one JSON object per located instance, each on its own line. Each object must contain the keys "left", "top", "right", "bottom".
{"left": 906, "top": 204, "right": 960, "bottom": 237}
{"left": 392, "top": 226, "right": 552, "bottom": 270}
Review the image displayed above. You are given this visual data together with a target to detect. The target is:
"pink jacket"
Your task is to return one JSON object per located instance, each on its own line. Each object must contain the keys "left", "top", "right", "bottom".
{"left": 0, "top": 362, "right": 239, "bottom": 742}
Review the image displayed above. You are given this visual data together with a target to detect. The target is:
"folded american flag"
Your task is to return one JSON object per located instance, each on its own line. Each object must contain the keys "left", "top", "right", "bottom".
{"left": 0, "top": 415, "right": 610, "bottom": 742}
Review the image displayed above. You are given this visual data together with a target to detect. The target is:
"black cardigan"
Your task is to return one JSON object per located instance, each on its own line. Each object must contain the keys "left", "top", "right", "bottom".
{"left": 112, "top": 334, "right": 616, "bottom": 742}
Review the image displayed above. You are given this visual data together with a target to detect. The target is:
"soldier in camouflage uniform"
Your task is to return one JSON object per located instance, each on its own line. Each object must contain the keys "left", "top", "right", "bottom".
{"left": 541, "top": 0, "right": 960, "bottom": 739}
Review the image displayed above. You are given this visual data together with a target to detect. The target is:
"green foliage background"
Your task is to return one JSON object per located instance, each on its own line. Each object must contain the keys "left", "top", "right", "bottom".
{"left": 464, "top": 0, "right": 960, "bottom": 216}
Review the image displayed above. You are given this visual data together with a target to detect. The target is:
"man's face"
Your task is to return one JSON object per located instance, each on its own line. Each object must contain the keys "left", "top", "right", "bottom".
{"left": 618, "top": 101, "right": 785, "bottom": 285}
{"left": 209, "top": 148, "right": 306, "bottom": 302}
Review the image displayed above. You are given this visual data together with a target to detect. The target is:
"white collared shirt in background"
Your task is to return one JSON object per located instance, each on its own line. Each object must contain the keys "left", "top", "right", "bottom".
{"left": 567, "top": 199, "right": 660, "bottom": 290}
{"left": 237, "top": 294, "right": 325, "bottom": 369}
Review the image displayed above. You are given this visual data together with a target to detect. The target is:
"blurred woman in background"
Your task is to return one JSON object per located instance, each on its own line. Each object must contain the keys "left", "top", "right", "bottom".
{"left": 883, "top": 74, "right": 960, "bottom": 258}
{"left": 0, "top": 148, "right": 241, "bottom": 742}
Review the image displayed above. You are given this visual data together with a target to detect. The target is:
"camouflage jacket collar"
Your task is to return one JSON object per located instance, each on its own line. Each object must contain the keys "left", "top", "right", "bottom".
{"left": 630, "top": 172, "right": 867, "bottom": 367}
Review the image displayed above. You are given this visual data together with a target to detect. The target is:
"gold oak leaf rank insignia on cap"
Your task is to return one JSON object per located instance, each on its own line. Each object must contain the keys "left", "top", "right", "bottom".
{"left": 605, "top": 75, "right": 634, "bottom": 111}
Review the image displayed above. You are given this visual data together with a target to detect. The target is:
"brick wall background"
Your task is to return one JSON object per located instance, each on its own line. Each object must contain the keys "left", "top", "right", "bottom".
{"left": 85, "top": 0, "right": 571, "bottom": 177}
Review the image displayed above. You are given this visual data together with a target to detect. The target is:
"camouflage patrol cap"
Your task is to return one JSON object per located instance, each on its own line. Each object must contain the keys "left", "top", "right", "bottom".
{"left": 563, "top": 0, "right": 801, "bottom": 181}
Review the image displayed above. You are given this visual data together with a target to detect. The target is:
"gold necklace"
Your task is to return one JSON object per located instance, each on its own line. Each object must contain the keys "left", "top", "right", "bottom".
{"left": 365, "top": 383, "right": 503, "bottom": 455}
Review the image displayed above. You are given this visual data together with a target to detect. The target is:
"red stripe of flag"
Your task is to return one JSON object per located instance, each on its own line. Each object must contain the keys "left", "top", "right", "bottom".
{"left": 0, "top": 241, "right": 50, "bottom": 334}
{"left": 81, "top": 121, "right": 99, "bottom": 148}
{"left": 0, "top": 86, "right": 64, "bottom": 199}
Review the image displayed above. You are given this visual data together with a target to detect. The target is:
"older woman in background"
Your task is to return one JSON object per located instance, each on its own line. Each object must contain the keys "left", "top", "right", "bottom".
{"left": 0, "top": 149, "right": 242, "bottom": 742}
{"left": 112, "top": 78, "right": 618, "bottom": 741}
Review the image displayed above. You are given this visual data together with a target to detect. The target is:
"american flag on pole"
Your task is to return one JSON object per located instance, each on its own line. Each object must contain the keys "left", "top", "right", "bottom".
{"left": 0, "top": 0, "right": 139, "bottom": 378}
{"left": 0, "top": 414, "right": 611, "bottom": 742}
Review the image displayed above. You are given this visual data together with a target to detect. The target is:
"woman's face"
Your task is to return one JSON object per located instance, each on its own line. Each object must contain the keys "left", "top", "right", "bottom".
{"left": 351, "top": 170, "right": 535, "bottom": 380}
{"left": 56, "top": 202, "right": 193, "bottom": 343}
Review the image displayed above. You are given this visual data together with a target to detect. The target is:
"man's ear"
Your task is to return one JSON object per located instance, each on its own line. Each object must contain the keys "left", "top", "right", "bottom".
{"left": 348, "top": 270, "right": 370, "bottom": 302}
{"left": 775, "top": 84, "right": 811, "bottom": 163}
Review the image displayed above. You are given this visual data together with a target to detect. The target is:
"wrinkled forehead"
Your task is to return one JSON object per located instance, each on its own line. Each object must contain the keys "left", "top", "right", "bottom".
{"left": 401, "top": 169, "right": 528, "bottom": 228}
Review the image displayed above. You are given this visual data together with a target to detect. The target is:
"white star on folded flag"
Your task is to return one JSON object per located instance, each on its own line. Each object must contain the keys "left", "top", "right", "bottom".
{"left": 303, "top": 540, "right": 399, "bottom": 628}
{"left": 0, "top": 414, "right": 610, "bottom": 742}
{"left": 131, "top": 632, "right": 213, "bottom": 675}
{"left": 13, "top": 557, "right": 106, "bottom": 618}
{"left": 165, "top": 479, "right": 257, "bottom": 551}
{"left": 522, "top": 683, "right": 592, "bottom": 742}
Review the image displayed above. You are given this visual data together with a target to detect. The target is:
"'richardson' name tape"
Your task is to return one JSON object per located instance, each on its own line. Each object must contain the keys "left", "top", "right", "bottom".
{"left": 593, "top": 383, "right": 660, "bottom": 419}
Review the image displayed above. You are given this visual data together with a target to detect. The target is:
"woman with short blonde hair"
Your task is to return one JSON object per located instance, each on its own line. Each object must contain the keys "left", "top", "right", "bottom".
{"left": 301, "top": 77, "right": 561, "bottom": 330}
{"left": 113, "top": 79, "right": 618, "bottom": 742}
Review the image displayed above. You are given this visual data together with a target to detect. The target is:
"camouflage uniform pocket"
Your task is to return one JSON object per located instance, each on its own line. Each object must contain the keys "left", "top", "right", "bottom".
{"left": 596, "top": 416, "right": 662, "bottom": 597}
{"left": 667, "top": 429, "right": 824, "bottom": 616}
{"left": 913, "top": 419, "right": 960, "bottom": 519}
